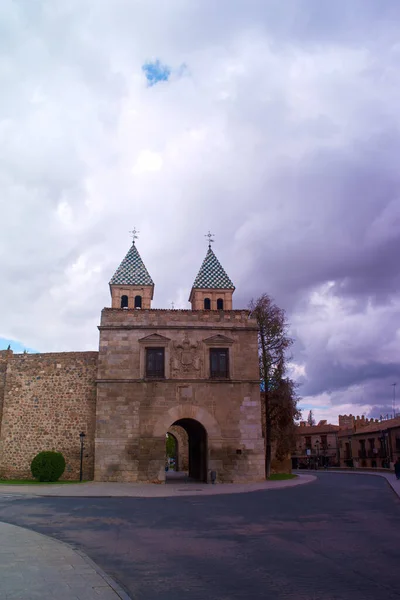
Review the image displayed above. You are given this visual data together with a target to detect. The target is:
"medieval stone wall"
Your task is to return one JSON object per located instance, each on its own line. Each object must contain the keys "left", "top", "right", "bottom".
{"left": 0, "top": 310, "right": 289, "bottom": 483}
{"left": 0, "top": 350, "right": 11, "bottom": 429}
{"left": 0, "top": 351, "right": 98, "bottom": 480}
{"left": 95, "top": 308, "right": 265, "bottom": 483}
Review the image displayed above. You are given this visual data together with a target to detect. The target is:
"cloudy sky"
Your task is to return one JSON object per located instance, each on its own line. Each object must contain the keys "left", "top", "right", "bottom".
{"left": 2, "top": 0, "right": 400, "bottom": 423}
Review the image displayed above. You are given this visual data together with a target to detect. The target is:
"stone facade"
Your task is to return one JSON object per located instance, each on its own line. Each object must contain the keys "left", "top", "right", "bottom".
{"left": 95, "top": 308, "right": 265, "bottom": 483}
{"left": 0, "top": 351, "right": 97, "bottom": 480}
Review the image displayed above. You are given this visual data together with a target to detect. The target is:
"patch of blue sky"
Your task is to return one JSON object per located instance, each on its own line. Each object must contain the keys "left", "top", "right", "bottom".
{"left": 142, "top": 60, "right": 171, "bottom": 86}
{"left": 0, "top": 337, "right": 38, "bottom": 353}
{"left": 142, "top": 60, "right": 188, "bottom": 86}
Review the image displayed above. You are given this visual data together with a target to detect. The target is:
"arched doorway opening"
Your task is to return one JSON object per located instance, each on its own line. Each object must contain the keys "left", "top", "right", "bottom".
{"left": 166, "top": 418, "right": 208, "bottom": 482}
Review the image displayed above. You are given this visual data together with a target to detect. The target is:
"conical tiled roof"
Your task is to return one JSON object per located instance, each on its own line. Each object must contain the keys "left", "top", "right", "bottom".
{"left": 110, "top": 242, "right": 154, "bottom": 286}
{"left": 192, "top": 247, "right": 235, "bottom": 289}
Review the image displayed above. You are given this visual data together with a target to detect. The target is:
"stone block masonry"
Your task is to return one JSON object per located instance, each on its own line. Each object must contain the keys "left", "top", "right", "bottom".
{"left": 0, "top": 350, "right": 11, "bottom": 430}
{"left": 95, "top": 308, "right": 266, "bottom": 483}
{"left": 0, "top": 351, "right": 98, "bottom": 480}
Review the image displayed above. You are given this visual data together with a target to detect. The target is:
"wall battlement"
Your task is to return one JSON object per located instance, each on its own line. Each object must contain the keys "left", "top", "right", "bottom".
{"left": 339, "top": 414, "right": 380, "bottom": 430}
{"left": 100, "top": 308, "right": 255, "bottom": 329}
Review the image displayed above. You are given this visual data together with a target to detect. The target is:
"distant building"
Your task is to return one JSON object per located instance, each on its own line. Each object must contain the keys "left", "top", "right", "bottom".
{"left": 292, "top": 420, "right": 340, "bottom": 469}
{"left": 338, "top": 415, "right": 400, "bottom": 470}
{"left": 292, "top": 413, "right": 400, "bottom": 471}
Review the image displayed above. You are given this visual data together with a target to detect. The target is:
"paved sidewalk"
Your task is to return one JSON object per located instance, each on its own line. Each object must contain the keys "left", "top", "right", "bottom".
{"left": 0, "top": 522, "right": 130, "bottom": 600}
{"left": 322, "top": 469, "right": 400, "bottom": 499}
{"left": 0, "top": 474, "right": 315, "bottom": 498}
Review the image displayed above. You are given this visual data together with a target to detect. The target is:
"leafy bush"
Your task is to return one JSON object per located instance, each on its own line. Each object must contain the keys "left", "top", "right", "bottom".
{"left": 30, "top": 451, "right": 66, "bottom": 482}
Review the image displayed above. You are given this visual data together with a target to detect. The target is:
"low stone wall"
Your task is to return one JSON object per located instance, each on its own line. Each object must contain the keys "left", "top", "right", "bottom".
{"left": 0, "top": 351, "right": 98, "bottom": 480}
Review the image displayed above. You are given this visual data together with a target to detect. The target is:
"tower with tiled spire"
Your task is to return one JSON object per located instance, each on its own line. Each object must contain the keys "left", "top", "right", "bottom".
{"left": 94, "top": 230, "right": 265, "bottom": 485}
{"left": 109, "top": 236, "right": 154, "bottom": 309}
{"left": 189, "top": 235, "right": 235, "bottom": 310}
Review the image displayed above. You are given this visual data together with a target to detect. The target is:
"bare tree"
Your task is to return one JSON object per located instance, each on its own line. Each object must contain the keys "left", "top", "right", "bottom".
{"left": 249, "top": 294, "right": 294, "bottom": 478}
{"left": 307, "top": 410, "right": 316, "bottom": 426}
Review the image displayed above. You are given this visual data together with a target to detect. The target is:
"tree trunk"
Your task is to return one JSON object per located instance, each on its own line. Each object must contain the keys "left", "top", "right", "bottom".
{"left": 265, "top": 390, "right": 271, "bottom": 478}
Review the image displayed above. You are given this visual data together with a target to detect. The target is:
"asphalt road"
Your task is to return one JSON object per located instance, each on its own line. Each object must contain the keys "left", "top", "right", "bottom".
{"left": 0, "top": 473, "right": 399, "bottom": 600}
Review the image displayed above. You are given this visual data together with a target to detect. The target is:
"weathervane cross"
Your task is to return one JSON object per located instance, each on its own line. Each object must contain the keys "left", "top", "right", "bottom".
{"left": 130, "top": 228, "right": 139, "bottom": 243}
{"left": 205, "top": 230, "right": 215, "bottom": 249}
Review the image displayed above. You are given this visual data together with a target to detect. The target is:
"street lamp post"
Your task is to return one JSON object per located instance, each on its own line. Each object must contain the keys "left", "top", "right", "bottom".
{"left": 79, "top": 432, "right": 86, "bottom": 482}
{"left": 315, "top": 440, "right": 320, "bottom": 469}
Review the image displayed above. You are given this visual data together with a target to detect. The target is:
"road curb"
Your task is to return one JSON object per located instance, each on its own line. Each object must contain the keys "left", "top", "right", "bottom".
{"left": 0, "top": 521, "right": 133, "bottom": 600}
{"left": 0, "top": 474, "right": 316, "bottom": 498}
{"left": 73, "top": 546, "right": 133, "bottom": 600}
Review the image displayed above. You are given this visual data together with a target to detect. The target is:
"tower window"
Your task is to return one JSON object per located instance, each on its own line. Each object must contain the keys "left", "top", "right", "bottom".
{"left": 121, "top": 295, "right": 128, "bottom": 309}
{"left": 204, "top": 298, "right": 211, "bottom": 310}
{"left": 146, "top": 348, "right": 165, "bottom": 378}
{"left": 210, "top": 348, "right": 229, "bottom": 379}
{"left": 134, "top": 295, "right": 142, "bottom": 309}
{"left": 217, "top": 298, "right": 224, "bottom": 310}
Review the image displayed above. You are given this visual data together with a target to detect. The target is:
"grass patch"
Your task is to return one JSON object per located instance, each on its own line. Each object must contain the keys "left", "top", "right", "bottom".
{"left": 0, "top": 479, "right": 88, "bottom": 485}
{"left": 268, "top": 473, "right": 297, "bottom": 481}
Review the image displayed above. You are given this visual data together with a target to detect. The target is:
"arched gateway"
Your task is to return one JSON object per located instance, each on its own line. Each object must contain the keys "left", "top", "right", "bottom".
{"left": 167, "top": 419, "right": 207, "bottom": 482}
{"left": 94, "top": 237, "right": 265, "bottom": 484}
{"left": 155, "top": 405, "right": 218, "bottom": 483}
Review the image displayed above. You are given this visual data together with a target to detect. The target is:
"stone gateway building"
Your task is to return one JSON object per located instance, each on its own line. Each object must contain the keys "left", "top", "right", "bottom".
{"left": 0, "top": 241, "right": 266, "bottom": 483}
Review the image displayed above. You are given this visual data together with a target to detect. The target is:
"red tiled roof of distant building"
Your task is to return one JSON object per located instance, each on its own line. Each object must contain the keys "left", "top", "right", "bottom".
{"left": 294, "top": 424, "right": 340, "bottom": 435}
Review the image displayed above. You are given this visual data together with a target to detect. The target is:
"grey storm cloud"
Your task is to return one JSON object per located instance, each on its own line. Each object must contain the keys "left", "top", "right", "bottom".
{"left": 303, "top": 360, "right": 400, "bottom": 398}
{"left": 1, "top": 0, "right": 400, "bottom": 422}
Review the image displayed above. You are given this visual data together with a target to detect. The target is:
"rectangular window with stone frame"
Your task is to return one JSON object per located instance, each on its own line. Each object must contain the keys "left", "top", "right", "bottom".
{"left": 209, "top": 348, "right": 229, "bottom": 379}
{"left": 146, "top": 347, "right": 165, "bottom": 378}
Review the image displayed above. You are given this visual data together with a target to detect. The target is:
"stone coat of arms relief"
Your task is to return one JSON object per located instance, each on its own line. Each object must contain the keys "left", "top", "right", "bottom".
{"left": 171, "top": 335, "right": 202, "bottom": 377}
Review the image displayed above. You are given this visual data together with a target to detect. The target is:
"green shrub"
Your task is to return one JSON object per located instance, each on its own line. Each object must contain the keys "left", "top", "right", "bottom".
{"left": 30, "top": 451, "right": 66, "bottom": 482}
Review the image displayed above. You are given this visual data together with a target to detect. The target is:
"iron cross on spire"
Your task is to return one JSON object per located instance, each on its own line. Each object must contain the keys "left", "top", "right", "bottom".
{"left": 129, "top": 228, "right": 139, "bottom": 243}
{"left": 205, "top": 230, "right": 215, "bottom": 249}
